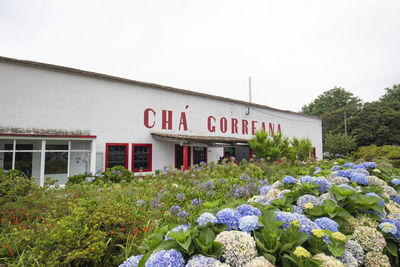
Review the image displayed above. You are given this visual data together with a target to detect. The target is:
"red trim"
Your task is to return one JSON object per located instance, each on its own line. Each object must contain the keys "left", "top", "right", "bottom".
{"left": 249, "top": 148, "right": 253, "bottom": 159}
{"left": 131, "top": 143, "right": 152, "bottom": 173}
{"left": 204, "top": 147, "right": 208, "bottom": 163}
{"left": 175, "top": 144, "right": 191, "bottom": 169}
{"left": 105, "top": 143, "right": 129, "bottom": 170}
{"left": 313, "top": 147, "right": 316, "bottom": 159}
{"left": 0, "top": 133, "right": 96, "bottom": 138}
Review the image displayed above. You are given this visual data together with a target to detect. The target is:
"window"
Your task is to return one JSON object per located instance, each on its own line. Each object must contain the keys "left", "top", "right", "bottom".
{"left": 193, "top": 147, "right": 207, "bottom": 165}
{"left": 175, "top": 145, "right": 191, "bottom": 169}
{"left": 132, "top": 144, "right": 152, "bottom": 172}
{"left": 105, "top": 143, "right": 128, "bottom": 169}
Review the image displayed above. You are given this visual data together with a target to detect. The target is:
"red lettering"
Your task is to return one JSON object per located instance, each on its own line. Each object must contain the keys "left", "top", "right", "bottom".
{"left": 162, "top": 110, "right": 173, "bottom": 130}
{"left": 269, "top": 123, "right": 274, "bottom": 136}
{"left": 179, "top": 112, "right": 188, "bottom": 131}
{"left": 220, "top": 117, "right": 227, "bottom": 133}
{"left": 251, "top": 120, "right": 257, "bottom": 135}
{"left": 261, "top": 122, "right": 266, "bottom": 132}
{"left": 231, "top": 118, "right": 238, "bottom": 134}
{"left": 278, "top": 124, "right": 282, "bottom": 133}
{"left": 207, "top": 116, "right": 216, "bottom": 132}
{"left": 242, "top": 120, "right": 248, "bottom": 135}
{"left": 144, "top": 108, "right": 156, "bottom": 128}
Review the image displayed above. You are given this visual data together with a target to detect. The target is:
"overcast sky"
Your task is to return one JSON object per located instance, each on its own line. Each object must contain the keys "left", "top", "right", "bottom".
{"left": 1, "top": 0, "right": 399, "bottom": 112}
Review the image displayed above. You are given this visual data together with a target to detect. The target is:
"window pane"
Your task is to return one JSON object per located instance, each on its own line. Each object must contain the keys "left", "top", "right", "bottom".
{"left": 96, "top": 152, "right": 104, "bottom": 173}
{"left": 69, "top": 152, "right": 91, "bottom": 176}
{"left": 0, "top": 151, "right": 13, "bottom": 170}
{"left": 133, "top": 146, "right": 150, "bottom": 171}
{"left": 193, "top": 147, "right": 206, "bottom": 165}
{"left": 46, "top": 140, "right": 68, "bottom": 150}
{"left": 71, "top": 141, "right": 91, "bottom": 150}
{"left": 16, "top": 140, "right": 41, "bottom": 150}
{"left": 15, "top": 151, "right": 41, "bottom": 178}
{"left": 45, "top": 152, "right": 68, "bottom": 185}
{"left": 0, "top": 139, "right": 14, "bottom": 151}
{"left": 107, "top": 145, "right": 127, "bottom": 168}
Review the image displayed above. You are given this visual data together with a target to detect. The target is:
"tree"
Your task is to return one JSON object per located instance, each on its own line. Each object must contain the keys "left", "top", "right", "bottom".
{"left": 301, "top": 87, "right": 361, "bottom": 116}
{"left": 291, "top": 137, "right": 313, "bottom": 161}
{"left": 380, "top": 84, "right": 400, "bottom": 112}
{"left": 321, "top": 103, "right": 359, "bottom": 138}
{"left": 323, "top": 132, "right": 357, "bottom": 156}
{"left": 348, "top": 102, "right": 400, "bottom": 146}
{"left": 248, "top": 131, "right": 290, "bottom": 162}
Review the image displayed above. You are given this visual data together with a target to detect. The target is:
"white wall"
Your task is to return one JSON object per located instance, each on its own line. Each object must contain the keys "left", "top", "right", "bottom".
{"left": 0, "top": 61, "right": 323, "bottom": 173}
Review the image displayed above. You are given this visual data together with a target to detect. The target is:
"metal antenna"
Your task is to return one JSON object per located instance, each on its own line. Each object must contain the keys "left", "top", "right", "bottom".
{"left": 246, "top": 77, "right": 252, "bottom": 115}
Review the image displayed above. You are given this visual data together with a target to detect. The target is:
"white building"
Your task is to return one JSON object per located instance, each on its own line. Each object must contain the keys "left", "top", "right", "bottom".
{"left": 0, "top": 56, "right": 322, "bottom": 185}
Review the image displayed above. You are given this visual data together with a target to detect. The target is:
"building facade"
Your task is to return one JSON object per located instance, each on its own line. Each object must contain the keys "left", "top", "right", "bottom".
{"left": 0, "top": 56, "right": 322, "bottom": 185}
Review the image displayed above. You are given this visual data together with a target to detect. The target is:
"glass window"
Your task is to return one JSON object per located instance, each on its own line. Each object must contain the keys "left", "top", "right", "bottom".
{"left": 69, "top": 152, "right": 91, "bottom": 176}
{"left": 15, "top": 151, "right": 41, "bottom": 177}
{"left": 106, "top": 144, "right": 128, "bottom": 169}
{"left": 175, "top": 145, "right": 191, "bottom": 169}
{"left": 132, "top": 144, "right": 152, "bottom": 172}
{"left": 71, "top": 141, "right": 91, "bottom": 150}
{"left": 0, "top": 139, "right": 13, "bottom": 151}
{"left": 45, "top": 152, "right": 68, "bottom": 174}
{"left": 193, "top": 147, "right": 207, "bottom": 165}
{"left": 46, "top": 140, "right": 68, "bottom": 150}
{"left": 16, "top": 140, "right": 41, "bottom": 150}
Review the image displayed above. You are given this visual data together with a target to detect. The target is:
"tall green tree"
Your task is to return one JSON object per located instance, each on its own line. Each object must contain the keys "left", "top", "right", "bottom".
{"left": 324, "top": 132, "right": 357, "bottom": 156}
{"left": 301, "top": 87, "right": 361, "bottom": 116}
{"left": 348, "top": 102, "right": 400, "bottom": 146}
{"left": 380, "top": 84, "right": 400, "bottom": 112}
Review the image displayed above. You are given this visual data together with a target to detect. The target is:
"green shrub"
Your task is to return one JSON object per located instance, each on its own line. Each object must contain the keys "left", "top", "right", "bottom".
{"left": 354, "top": 145, "right": 400, "bottom": 167}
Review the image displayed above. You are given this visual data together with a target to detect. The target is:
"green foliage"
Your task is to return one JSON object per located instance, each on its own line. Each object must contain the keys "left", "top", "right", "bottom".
{"left": 348, "top": 101, "right": 400, "bottom": 146}
{"left": 248, "top": 131, "right": 313, "bottom": 162}
{"left": 305, "top": 199, "right": 352, "bottom": 225}
{"left": 321, "top": 103, "right": 360, "bottom": 138}
{"left": 248, "top": 131, "right": 290, "bottom": 162}
{"left": 354, "top": 145, "right": 400, "bottom": 168}
{"left": 380, "top": 84, "right": 400, "bottom": 112}
{"left": 301, "top": 87, "right": 361, "bottom": 116}
{"left": 324, "top": 132, "right": 357, "bottom": 156}
{"left": 0, "top": 169, "right": 38, "bottom": 205}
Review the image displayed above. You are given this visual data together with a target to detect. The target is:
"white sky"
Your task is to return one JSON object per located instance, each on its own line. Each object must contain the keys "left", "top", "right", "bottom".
{"left": 1, "top": 0, "right": 399, "bottom": 112}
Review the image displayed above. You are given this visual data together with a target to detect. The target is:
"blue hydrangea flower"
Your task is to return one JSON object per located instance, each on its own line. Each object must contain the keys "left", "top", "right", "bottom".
{"left": 119, "top": 254, "right": 143, "bottom": 267}
{"left": 381, "top": 219, "right": 400, "bottom": 240}
{"left": 343, "top": 162, "right": 355, "bottom": 168}
{"left": 237, "top": 204, "right": 262, "bottom": 217}
{"left": 292, "top": 205, "right": 304, "bottom": 214}
{"left": 278, "top": 189, "right": 291, "bottom": 199}
{"left": 145, "top": 249, "right": 185, "bottom": 267}
{"left": 275, "top": 211, "right": 297, "bottom": 228}
{"left": 177, "top": 210, "right": 189, "bottom": 218}
{"left": 345, "top": 240, "right": 364, "bottom": 265}
{"left": 216, "top": 208, "right": 240, "bottom": 230}
{"left": 176, "top": 193, "right": 185, "bottom": 200}
{"left": 201, "top": 181, "right": 214, "bottom": 191}
{"left": 136, "top": 200, "right": 146, "bottom": 207}
{"left": 338, "top": 169, "right": 354, "bottom": 178}
{"left": 165, "top": 224, "right": 190, "bottom": 240}
{"left": 365, "top": 192, "right": 385, "bottom": 207}
{"left": 85, "top": 176, "right": 95, "bottom": 182}
{"left": 392, "top": 195, "right": 400, "bottom": 205}
{"left": 186, "top": 255, "right": 223, "bottom": 267}
{"left": 379, "top": 222, "right": 398, "bottom": 235}
{"left": 350, "top": 173, "right": 368, "bottom": 185}
{"left": 260, "top": 185, "right": 273, "bottom": 195}
{"left": 170, "top": 205, "right": 181, "bottom": 214}
{"left": 363, "top": 162, "right": 376, "bottom": 169}
{"left": 315, "top": 217, "right": 339, "bottom": 232}
{"left": 331, "top": 165, "right": 340, "bottom": 172}
{"left": 295, "top": 214, "right": 320, "bottom": 235}
{"left": 312, "top": 177, "right": 332, "bottom": 193}
{"left": 191, "top": 199, "right": 202, "bottom": 206}
{"left": 299, "top": 175, "right": 313, "bottom": 183}
{"left": 234, "top": 186, "right": 249, "bottom": 198}
{"left": 197, "top": 212, "right": 217, "bottom": 226}
{"left": 240, "top": 174, "right": 250, "bottom": 180}
{"left": 297, "top": 194, "right": 321, "bottom": 209}
{"left": 354, "top": 168, "right": 369, "bottom": 176}
{"left": 239, "top": 215, "right": 259, "bottom": 233}
{"left": 353, "top": 163, "right": 367, "bottom": 170}
{"left": 391, "top": 178, "right": 400, "bottom": 186}
{"left": 282, "top": 176, "right": 296, "bottom": 184}
{"left": 313, "top": 166, "right": 322, "bottom": 175}
{"left": 150, "top": 198, "right": 160, "bottom": 209}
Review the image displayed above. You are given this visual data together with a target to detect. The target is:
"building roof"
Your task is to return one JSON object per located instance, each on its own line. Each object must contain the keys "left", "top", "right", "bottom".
{"left": 0, "top": 56, "right": 320, "bottom": 120}
{"left": 151, "top": 132, "right": 249, "bottom": 146}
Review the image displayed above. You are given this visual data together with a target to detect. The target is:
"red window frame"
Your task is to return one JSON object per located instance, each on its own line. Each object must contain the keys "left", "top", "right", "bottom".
{"left": 175, "top": 144, "right": 191, "bottom": 169}
{"left": 193, "top": 147, "right": 208, "bottom": 164}
{"left": 105, "top": 143, "right": 129, "bottom": 170}
{"left": 132, "top": 143, "right": 152, "bottom": 172}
